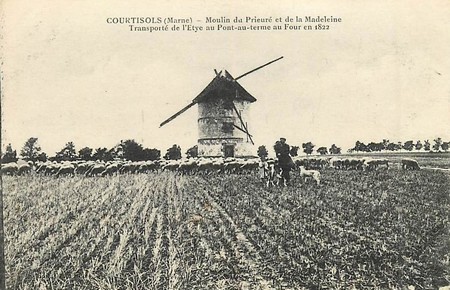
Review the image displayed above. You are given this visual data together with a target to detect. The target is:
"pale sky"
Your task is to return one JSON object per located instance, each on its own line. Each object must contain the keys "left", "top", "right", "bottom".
{"left": 1, "top": 0, "right": 449, "bottom": 156}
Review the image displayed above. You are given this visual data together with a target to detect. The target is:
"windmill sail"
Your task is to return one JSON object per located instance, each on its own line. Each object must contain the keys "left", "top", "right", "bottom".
{"left": 159, "top": 102, "right": 196, "bottom": 127}
{"left": 235, "top": 56, "right": 283, "bottom": 81}
{"left": 232, "top": 102, "right": 254, "bottom": 145}
{"left": 232, "top": 124, "right": 253, "bottom": 137}
{"left": 159, "top": 57, "right": 284, "bottom": 156}
{"left": 160, "top": 57, "right": 283, "bottom": 127}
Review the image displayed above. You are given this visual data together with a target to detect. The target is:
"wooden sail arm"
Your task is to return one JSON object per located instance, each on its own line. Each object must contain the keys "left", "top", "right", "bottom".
{"left": 159, "top": 102, "right": 196, "bottom": 127}
{"left": 232, "top": 124, "right": 253, "bottom": 137}
{"left": 234, "top": 56, "right": 283, "bottom": 81}
{"left": 232, "top": 103, "right": 254, "bottom": 145}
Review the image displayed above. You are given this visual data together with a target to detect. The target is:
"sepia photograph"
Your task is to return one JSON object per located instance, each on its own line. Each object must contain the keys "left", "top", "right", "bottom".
{"left": 1, "top": 0, "right": 449, "bottom": 289}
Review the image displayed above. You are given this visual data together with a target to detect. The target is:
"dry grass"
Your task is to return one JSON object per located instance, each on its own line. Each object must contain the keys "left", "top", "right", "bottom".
{"left": 3, "top": 167, "right": 449, "bottom": 289}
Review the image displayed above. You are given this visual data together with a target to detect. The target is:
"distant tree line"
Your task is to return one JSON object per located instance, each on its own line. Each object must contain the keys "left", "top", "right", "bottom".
{"left": 254, "top": 138, "right": 449, "bottom": 158}
{"left": 2, "top": 137, "right": 449, "bottom": 164}
{"left": 348, "top": 138, "right": 449, "bottom": 153}
{"left": 1, "top": 138, "right": 194, "bottom": 163}
{"left": 256, "top": 142, "right": 341, "bottom": 157}
{"left": 1, "top": 138, "right": 169, "bottom": 163}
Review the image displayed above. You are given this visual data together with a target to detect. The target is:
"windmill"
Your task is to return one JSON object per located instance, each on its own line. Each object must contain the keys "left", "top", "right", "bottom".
{"left": 160, "top": 56, "right": 283, "bottom": 158}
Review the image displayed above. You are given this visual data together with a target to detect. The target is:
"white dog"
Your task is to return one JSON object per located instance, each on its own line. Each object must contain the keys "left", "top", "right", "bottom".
{"left": 299, "top": 166, "right": 321, "bottom": 185}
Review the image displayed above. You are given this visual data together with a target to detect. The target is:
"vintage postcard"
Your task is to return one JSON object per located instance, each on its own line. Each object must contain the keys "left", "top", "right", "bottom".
{"left": 1, "top": 0, "right": 449, "bottom": 289}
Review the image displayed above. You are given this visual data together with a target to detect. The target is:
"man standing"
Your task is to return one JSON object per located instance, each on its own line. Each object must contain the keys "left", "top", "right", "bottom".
{"left": 274, "top": 137, "right": 293, "bottom": 186}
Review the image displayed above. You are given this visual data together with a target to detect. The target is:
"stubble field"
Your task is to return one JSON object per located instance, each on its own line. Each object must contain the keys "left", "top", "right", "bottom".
{"left": 2, "top": 167, "right": 450, "bottom": 289}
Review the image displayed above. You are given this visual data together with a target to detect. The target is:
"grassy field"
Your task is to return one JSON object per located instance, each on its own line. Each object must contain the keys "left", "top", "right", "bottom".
{"left": 2, "top": 167, "right": 450, "bottom": 289}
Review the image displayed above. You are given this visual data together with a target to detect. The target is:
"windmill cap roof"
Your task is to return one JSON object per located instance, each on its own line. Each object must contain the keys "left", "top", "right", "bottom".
{"left": 219, "top": 69, "right": 232, "bottom": 78}
{"left": 192, "top": 70, "right": 257, "bottom": 103}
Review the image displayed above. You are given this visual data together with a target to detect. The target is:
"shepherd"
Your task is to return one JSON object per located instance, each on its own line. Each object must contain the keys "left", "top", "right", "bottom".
{"left": 274, "top": 137, "right": 294, "bottom": 186}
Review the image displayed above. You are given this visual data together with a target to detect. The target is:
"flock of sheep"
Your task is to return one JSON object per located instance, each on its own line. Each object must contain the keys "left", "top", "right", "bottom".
{"left": 0, "top": 158, "right": 258, "bottom": 177}
{"left": 295, "top": 156, "right": 420, "bottom": 171}
{"left": 1, "top": 156, "right": 420, "bottom": 178}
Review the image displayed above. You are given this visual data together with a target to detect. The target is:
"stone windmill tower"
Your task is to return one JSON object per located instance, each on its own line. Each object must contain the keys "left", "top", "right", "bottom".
{"left": 160, "top": 57, "right": 283, "bottom": 158}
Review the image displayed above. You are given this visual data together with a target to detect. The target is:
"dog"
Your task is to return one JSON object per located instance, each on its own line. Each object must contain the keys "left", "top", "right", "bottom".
{"left": 298, "top": 165, "right": 321, "bottom": 185}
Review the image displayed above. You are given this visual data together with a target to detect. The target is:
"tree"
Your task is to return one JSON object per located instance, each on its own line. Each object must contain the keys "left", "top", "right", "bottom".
{"left": 92, "top": 148, "right": 113, "bottom": 162}
{"left": 402, "top": 140, "right": 415, "bottom": 151}
{"left": 302, "top": 142, "right": 315, "bottom": 155}
{"left": 20, "top": 137, "right": 41, "bottom": 161}
{"left": 317, "top": 147, "right": 328, "bottom": 155}
{"left": 289, "top": 146, "right": 299, "bottom": 157}
{"left": 37, "top": 152, "right": 48, "bottom": 162}
{"left": 186, "top": 145, "right": 199, "bottom": 158}
{"left": 113, "top": 140, "right": 160, "bottom": 161}
{"left": 387, "top": 141, "right": 401, "bottom": 151}
{"left": 433, "top": 138, "right": 442, "bottom": 152}
{"left": 329, "top": 144, "right": 341, "bottom": 155}
{"left": 78, "top": 147, "right": 93, "bottom": 161}
{"left": 108, "top": 147, "right": 120, "bottom": 160}
{"left": 352, "top": 141, "right": 367, "bottom": 152}
{"left": 382, "top": 139, "right": 390, "bottom": 151}
{"left": 55, "top": 141, "right": 77, "bottom": 161}
{"left": 1, "top": 144, "right": 18, "bottom": 163}
{"left": 386, "top": 142, "right": 395, "bottom": 151}
{"left": 367, "top": 142, "right": 383, "bottom": 152}
{"left": 143, "top": 148, "right": 160, "bottom": 160}
{"left": 441, "top": 141, "right": 450, "bottom": 152}
{"left": 119, "top": 139, "right": 146, "bottom": 161}
{"left": 164, "top": 144, "right": 182, "bottom": 160}
{"left": 415, "top": 140, "right": 423, "bottom": 151}
{"left": 257, "top": 145, "right": 268, "bottom": 159}
{"left": 424, "top": 140, "right": 431, "bottom": 151}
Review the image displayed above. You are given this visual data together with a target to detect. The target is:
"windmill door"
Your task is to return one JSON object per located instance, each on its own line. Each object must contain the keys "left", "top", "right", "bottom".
{"left": 223, "top": 145, "right": 235, "bottom": 158}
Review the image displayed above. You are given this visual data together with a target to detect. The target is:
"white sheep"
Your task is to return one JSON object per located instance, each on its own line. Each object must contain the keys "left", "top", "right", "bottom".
{"left": 298, "top": 166, "right": 321, "bottom": 185}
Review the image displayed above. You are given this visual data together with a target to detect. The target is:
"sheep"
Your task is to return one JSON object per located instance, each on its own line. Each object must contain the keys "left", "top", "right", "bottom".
{"left": 138, "top": 160, "right": 159, "bottom": 173}
{"left": 45, "top": 162, "right": 60, "bottom": 175}
{"left": 18, "top": 163, "right": 32, "bottom": 175}
{"left": 1, "top": 163, "right": 18, "bottom": 175}
{"left": 375, "top": 158, "right": 389, "bottom": 169}
{"left": 75, "top": 161, "right": 95, "bottom": 175}
{"left": 55, "top": 163, "right": 75, "bottom": 177}
{"left": 162, "top": 160, "right": 180, "bottom": 172}
{"left": 101, "top": 162, "right": 121, "bottom": 176}
{"left": 343, "top": 158, "right": 364, "bottom": 170}
{"left": 239, "top": 158, "right": 259, "bottom": 174}
{"left": 363, "top": 158, "right": 389, "bottom": 171}
{"left": 401, "top": 158, "right": 420, "bottom": 170}
{"left": 298, "top": 165, "right": 321, "bottom": 185}
{"left": 177, "top": 159, "right": 198, "bottom": 175}
{"left": 196, "top": 158, "right": 214, "bottom": 175}
{"left": 211, "top": 157, "right": 225, "bottom": 174}
{"left": 85, "top": 163, "right": 106, "bottom": 177}
{"left": 223, "top": 159, "right": 241, "bottom": 174}
{"left": 293, "top": 157, "right": 307, "bottom": 168}
{"left": 119, "top": 162, "right": 135, "bottom": 174}
{"left": 362, "top": 157, "right": 377, "bottom": 171}
{"left": 329, "top": 157, "right": 345, "bottom": 169}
